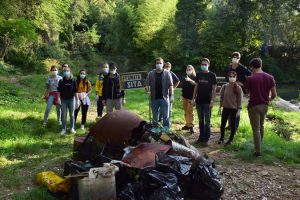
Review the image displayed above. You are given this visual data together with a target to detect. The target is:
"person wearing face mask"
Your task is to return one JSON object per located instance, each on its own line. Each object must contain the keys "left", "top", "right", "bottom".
{"left": 158, "top": 62, "right": 180, "bottom": 123}
{"left": 58, "top": 65, "right": 77, "bottom": 134}
{"left": 95, "top": 63, "right": 109, "bottom": 119}
{"left": 244, "top": 58, "right": 277, "bottom": 157}
{"left": 74, "top": 69, "right": 92, "bottom": 130}
{"left": 102, "top": 63, "right": 125, "bottom": 113}
{"left": 192, "top": 58, "right": 217, "bottom": 146}
{"left": 43, "top": 65, "right": 63, "bottom": 127}
{"left": 218, "top": 71, "right": 243, "bottom": 145}
{"left": 181, "top": 65, "right": 196, "bottom": 134}
{"left": 145, "top": 57, "right": 173, "bottom": 130}
{"left": 225, "top": 52, "right": 252, "bottom": 132}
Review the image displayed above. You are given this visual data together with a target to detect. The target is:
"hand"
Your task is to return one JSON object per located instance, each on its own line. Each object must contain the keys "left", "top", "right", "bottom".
{"left": 185, "top": 76, "right": 191, "bottom": 82}
{"left": 190, "top": 99, "right": 196, "bottom": 106}
{"left": 169, "top": 95, "right": 174, "bottom": 103}
{"left": 57, "top": 98, "right": 61, "bottom": 105}
{"left": 96, "top": 96, "right": 99, "bottom": 101}
{"left": 146, "top": 91, "right": 151, "bottom": 97}
{"left": 179, "top": 96, "right": 183, "bottom": 102}
{"left": 236, "top": 109, "right": 241, "bottom": 117}
{"left": 102, "top": 100, "right": 106, "bottom": 106}
{"left": 122, "top": 98, "right": 126, "bottom": 106}
{"left": 218, "top": 107, "right": 222, "bottom": 116}
{"left": 75, "top": 100, "right": 80, "bottom": 109}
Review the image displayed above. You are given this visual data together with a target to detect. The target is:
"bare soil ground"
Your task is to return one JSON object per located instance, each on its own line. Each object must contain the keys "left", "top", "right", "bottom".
{"left": 181, "top": 127, "right": 300, "bottom": 200}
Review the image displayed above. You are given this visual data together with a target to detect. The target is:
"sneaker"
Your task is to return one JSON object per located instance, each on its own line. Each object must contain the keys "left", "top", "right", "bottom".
{"left": 70, "top": 129, "right": 76, "bottom": 134}
{"left": 190, "top": 127, "right": 194, "bottom": 134}
{"left": 218, "top": 139, "right": 224, "bottom": 144}
{"left": 80, "top": 125, "right": 85, "bottom": 130}
{"left": 43, "top": 122, "right": 47, "bottom": 127}
{"left": 60, "top": 129, "right": 66, "bottom": 135}
{"left": 58, "top": 121, "right": 62, "bottom": 125}
{"left": 201, "top": 141, "right": 208, "bottom": 147}
{"left": 181, "top": 126, "right": 189, "bottom": 130}
{"left": 225, "top": 141, "right": 232, "bottom": 146}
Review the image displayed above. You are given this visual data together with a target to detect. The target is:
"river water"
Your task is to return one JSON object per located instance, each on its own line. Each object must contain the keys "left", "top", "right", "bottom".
{"left": 276, "top": 84, "right": 299, "bottom": 101}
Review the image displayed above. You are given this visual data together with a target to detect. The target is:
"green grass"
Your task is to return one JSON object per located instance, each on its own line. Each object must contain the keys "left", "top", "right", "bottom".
{"left": 0, "top": 74, "right": 300, "bottom": 198}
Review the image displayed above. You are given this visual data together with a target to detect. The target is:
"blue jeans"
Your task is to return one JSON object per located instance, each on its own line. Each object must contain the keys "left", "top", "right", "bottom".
{"left": 61, "top": 98, "right": 75, "bottom": 130}
{"left": 43, "top": 95, "right": 61, "bottom": 124}
{"left": 151, "top": 98, "right": 170, "bottom": 128}
{"left": 196, "top": 104, "right": 211, "bottom": 142}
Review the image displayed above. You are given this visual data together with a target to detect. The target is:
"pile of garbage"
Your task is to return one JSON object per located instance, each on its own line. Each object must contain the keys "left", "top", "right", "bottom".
{"left": 36, "top": 110, "right": 223, "bottom": 200}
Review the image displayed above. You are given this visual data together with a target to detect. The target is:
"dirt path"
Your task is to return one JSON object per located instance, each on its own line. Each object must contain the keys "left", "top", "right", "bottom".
{"left": 179, "top": 127, "right": 300, "bottom": 200}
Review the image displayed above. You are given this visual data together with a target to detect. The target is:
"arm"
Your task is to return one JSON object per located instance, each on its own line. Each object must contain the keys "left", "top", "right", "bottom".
{"left": 237, "top": 86, "right": 243, "bottom": 109}
{"left": 174, "top": 80, "right": 180, "bottom": 89}
{"left": 219, "top": 85, "right": 225, "bottom": 107}
{"left": 210, "top": 84, "right": 217, "bottom": 107}
{"left": 270, "top": 86, "right": 277, "bottom": 101}
{"left": 95, "top": 76, "right": 99, "bottom": 96}
{"left": 192, "top": 83, "right": 198, "bottom": 103}
{"left": 169, "top": 85, "right": 173, "bottom": 97}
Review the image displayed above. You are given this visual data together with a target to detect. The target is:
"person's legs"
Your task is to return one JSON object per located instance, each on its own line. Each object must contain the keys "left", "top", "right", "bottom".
{"left": 106, "top": 99, "right": 114, "bottom": 113}
{"left": 43, "top": 95, "right": 54, "bottom": 124}
{"left": 258, "top": 105, "right": 268, "bottom": 142}
{"left": 169, "top": 102, "right": 173, "bottom": 124}
{"left": 115, "top": 98, "right": 122, "bottom": 110}
{"left": 151, "top": 99, "right": 160, "bottom": 127}
{"left": 220, "top": 108, "right": 230, "bottom": 141}
{"left": 56, "top": 103, "right": 62, "bottom": 124}
{"left": 61, "top": 99, "right": 67, "bottom": 130}
{"left": 228, "top": 109, "right": 238, "bottom": 143}
{"left": 182, "top": 98, "right": 189, "bottom": 127}
{"left": 196, "top": 104, "right": 205, "bottom": 142}
{"left": 161, "top": 99, "right": 170, "bottom": 128}
{"left": 74, "top": 104, "right": 81, "bottom": 124}
{"left": 97, "top": 96, "right": 103, "bottom": 117}
{"left": 81, "top": 104, "right": 89, "bottom": 125}
{"left": 203, "top": 104, "right": 211, "bottom": 142}
{"left": 158, "top": 108, "right": 162, "bottom": 122}
{"left": 235, "top": 115, "right": 240, "bottom": 132}
{"left": 68, "top": 98, "right": 75, "bottom": 130}
{"left": 248, "top": 106, "right": 261, "bottom": 154}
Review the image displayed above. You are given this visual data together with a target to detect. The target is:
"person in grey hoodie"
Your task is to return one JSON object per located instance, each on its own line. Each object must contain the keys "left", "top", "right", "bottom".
{"left": 145, "top": 57, "right": 173, "bottom": 129}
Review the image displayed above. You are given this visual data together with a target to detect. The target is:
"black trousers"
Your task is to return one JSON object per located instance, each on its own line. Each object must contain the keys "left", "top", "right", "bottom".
{"left": 220, "top": 108, "right": 238, "bottom": 141}
{"left": 75, "top": 101, "right": 89, "bottom": 125}
{"left": 97, "top": 96, "right": 104, "bottom": 117}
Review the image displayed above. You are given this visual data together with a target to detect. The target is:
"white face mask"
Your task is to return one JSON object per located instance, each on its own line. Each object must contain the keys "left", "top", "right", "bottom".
{"left": 156, "top": 63, "right": 163, "bottom": 71}
{"left": 103, "top": 67, "right": 109, "bottom": 73}
{"left": 186, "top": 70, "right": 192, "bottom": 76}
{"left": 232, "top": 58, "right": 239, "bottom": 64}
{"left": 165, "top": 68, "right": 170, "bottom": 71}
{"left": 51, "top": 71, "right": 58, "bottom": 76}
{"left": 229, "top": 77, "right": 237, "bottom": 83}
{"left": 110, "top": 70, "right": 116, "bottom": 75}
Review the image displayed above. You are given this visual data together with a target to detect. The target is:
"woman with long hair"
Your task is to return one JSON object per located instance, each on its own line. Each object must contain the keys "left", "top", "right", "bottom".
{"left": 74, "top": 69, "right": 92, "bottom": 130}
{"left": 218, "top": 71, "right": 243, "bottom": 145}
{"left": 181, "top": 65, "right": 197, "bottom": 134}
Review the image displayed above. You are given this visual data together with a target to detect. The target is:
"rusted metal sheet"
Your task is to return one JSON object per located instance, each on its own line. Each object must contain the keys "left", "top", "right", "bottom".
{"left": 89, "top": 110, "right": 144, "bottom": 146}
{"left": 122, "top": 143, "right": 171, "bottom": 169}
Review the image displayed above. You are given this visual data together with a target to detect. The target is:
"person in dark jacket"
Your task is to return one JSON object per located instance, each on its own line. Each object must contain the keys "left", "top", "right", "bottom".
{"left": 224, "top": 52, "right": 252, "bottom": 132}
{"left": 181, "top": 65, "right": 196, "bottom": 134}
{"left": 58, "top": 65, "right": 77, "bottom": 134}
{"left": 102, "top": 63, "right": 125, "bottom": 113}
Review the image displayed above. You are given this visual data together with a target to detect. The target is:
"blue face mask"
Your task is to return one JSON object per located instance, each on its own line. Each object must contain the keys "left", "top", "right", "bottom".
{"left": 80, "top": 74, "right": 86, "bottom": 79}
{"left": 63, "top": 71, "right": 71, "bottom": 77}
{"left": 201, "top": 65, "right": 209, "bottom": 71}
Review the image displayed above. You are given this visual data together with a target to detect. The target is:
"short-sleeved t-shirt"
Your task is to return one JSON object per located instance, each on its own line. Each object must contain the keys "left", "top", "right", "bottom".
{"left": 225, "top": 64, "right": 252, "bottom": 84}
{"left": 170, "top": 71, "right": 180, "bottom": 86}
{"left": 77, "top": 80, "right": 92, "bottom": 93}
{"left": 195, "top": 71, "right": 217, "bottom": 104}
{"left": 46, "top": 75, "right": 62, "bottom": 92}
{"left": 182, "top": 75, "right": 196, "bottom": 100}
{"left": 244, "top": 72, "right": 275, "bottom": 108}
{"left": 155, "top": 72, "right": 163, "bottom": 99}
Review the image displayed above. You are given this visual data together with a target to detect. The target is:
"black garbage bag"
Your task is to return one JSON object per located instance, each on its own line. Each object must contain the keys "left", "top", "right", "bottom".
{"left": 188, "top": 159, "right": 224, "bottom": 200}
{"left": 155, "top": 153, "right": 193, "bottom": 196}
{"left": 117, "top": 182, "right": 145, "bottom": 200}
{"left": 141, "top": 169, "right": 184, "bottom": 200}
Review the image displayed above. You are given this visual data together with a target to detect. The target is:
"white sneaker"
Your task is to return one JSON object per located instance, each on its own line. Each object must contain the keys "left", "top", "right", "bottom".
{"left": 58, "top": 121, "right": 62, "bottom": 125}
{"left": 60, "top": 129, "right": 66, "bottom": 135}
{"left": 43, "top": 122, "right": 47, "bottom": 127}
{"left": 80, "top": 125, "right": 85, "bottom": 130}
{"left": 70, "top": 129, "right": 76, "bottom": 134}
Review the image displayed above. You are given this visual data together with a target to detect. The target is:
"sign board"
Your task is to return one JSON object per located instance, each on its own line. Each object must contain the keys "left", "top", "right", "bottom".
{"left": 120, "top": 71, "right": 148, "bottom": 90}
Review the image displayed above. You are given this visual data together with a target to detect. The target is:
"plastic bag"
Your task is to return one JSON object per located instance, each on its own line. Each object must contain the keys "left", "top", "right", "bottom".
{"left": 36, "top": 171, "right": 70, "bottom": 193}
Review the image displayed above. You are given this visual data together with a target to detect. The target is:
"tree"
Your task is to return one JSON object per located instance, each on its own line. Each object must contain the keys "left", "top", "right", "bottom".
{"left": 0, "top": 18, "right": 37, "bottom": 61}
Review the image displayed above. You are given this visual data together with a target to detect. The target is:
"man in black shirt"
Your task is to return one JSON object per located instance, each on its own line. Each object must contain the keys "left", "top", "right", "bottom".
{"left": 192, "top": 58, "right": 217, "bottom": 146}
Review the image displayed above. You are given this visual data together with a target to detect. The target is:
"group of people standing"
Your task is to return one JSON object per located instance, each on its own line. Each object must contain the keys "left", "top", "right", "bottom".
{"left": 146, "top": 52, "right": 276, "bottom": 156}
{"left": 43, "top": 63, "right": 125, "bottom": 135}
{"left": 42, "top": 51, "right": 276, "bottom": 156}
